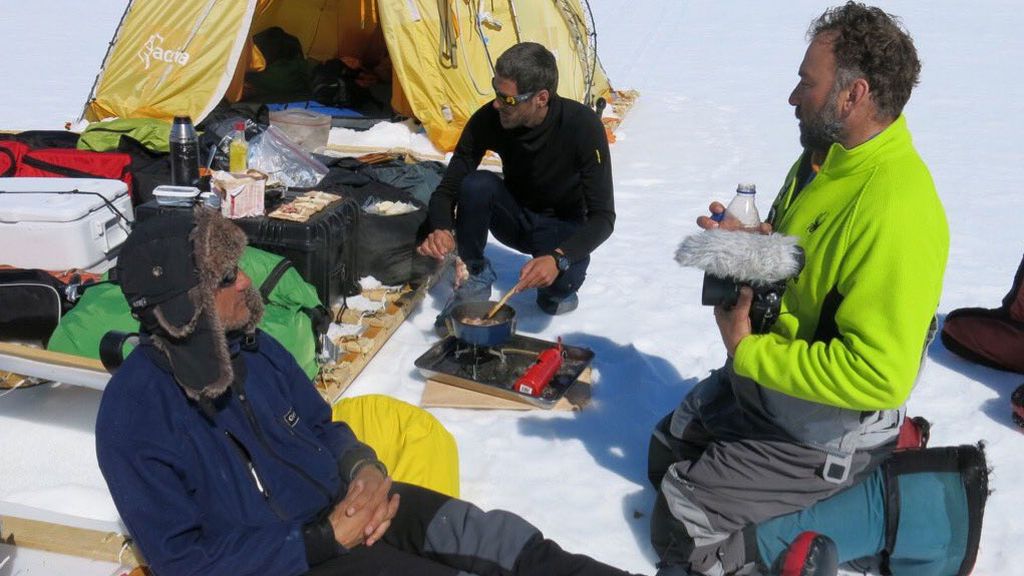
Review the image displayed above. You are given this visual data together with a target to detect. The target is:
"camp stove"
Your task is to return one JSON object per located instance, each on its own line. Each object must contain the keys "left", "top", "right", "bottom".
{"left": 414, "top": 334, "right": 594, "bottom": 409}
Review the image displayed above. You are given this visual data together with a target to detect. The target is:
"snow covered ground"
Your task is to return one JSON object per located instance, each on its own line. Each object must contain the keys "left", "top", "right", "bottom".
{"left": 2, "top": 1, "right": 1023, "bottom": 574}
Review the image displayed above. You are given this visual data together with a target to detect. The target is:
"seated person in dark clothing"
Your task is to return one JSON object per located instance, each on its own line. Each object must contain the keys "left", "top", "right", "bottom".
{"left": 417, "top": 42, "right": 614, "bottom": 320}
{"left": 95, "top": 206, "right": 639, "bottom": 576}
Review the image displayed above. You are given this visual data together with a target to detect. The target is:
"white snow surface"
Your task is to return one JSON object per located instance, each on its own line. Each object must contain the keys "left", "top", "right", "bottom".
{"left": 2, "top": 1, "right": 1023, "bottom": 574}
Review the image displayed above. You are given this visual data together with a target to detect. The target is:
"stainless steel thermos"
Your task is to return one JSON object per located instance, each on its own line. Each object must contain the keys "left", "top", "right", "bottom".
{"left": 169, "top": 115, "right": 200, "bottom": 188}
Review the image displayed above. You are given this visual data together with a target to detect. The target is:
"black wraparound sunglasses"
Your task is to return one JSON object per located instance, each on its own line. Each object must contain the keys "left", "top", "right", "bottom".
{"left": 492, "top": 78, "right": 536, "bottom": 107}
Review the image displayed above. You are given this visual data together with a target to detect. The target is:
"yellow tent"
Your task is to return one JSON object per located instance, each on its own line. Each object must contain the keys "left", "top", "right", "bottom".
{"left": 82, "top": 0, "right": 613, "bottom": 152}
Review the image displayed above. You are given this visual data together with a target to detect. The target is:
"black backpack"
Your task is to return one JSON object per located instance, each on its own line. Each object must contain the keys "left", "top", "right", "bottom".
{"left": 0, "top": 269, "right": 85, "bottom": 345}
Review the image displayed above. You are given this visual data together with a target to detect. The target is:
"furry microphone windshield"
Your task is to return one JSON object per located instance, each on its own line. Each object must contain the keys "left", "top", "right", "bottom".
{"left": 675, "top": 229, "right": 805, "bottom": 333}
{"left": 674, "top": 229, "right": 803, "bottom": 285}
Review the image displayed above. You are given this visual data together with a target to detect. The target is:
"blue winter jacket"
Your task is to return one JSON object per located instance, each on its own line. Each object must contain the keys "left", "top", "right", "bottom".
{"left": 95, "top": 331, "right": 373, "bottom": 576}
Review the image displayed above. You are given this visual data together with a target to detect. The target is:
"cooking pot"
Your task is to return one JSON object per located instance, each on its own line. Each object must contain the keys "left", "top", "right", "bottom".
{"left": 448, "top": 300, "right": 516, "bottom": 347}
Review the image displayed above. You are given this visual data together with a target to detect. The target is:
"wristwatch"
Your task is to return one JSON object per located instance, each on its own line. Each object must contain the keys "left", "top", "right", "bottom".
{"left": 551, "top": 252, "right": 571, "bottom": 273}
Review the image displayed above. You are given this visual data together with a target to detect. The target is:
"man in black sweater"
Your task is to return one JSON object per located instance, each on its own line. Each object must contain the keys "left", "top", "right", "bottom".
{"left": 417, "top": 42, "right": 614, "bottom": 321}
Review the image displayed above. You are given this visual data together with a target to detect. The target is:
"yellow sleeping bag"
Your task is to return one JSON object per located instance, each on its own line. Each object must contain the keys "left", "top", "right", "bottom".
{"left": 333, "top": 394, "right": 460, "bottom": 498}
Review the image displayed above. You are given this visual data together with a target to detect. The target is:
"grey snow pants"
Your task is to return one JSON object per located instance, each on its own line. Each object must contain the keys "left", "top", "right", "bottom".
{"left": 647, "top": 367, "right": 889, "bottom": 575}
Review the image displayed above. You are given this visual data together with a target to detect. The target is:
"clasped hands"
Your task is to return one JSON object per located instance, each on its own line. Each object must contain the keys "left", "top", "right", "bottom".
{"left": 327, "top": 465, "right": 400, "bottom": 549}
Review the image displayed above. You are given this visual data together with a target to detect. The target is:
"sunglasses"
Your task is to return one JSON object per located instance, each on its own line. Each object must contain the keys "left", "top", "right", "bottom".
{"left": 218, "top": 266, "right": 239, "bottom": 289}
{"left": 493, "top": 79, "right": 535, "bottom": 107}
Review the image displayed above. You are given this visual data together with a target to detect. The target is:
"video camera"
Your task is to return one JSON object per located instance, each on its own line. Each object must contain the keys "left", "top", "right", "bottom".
{"left": 675, "top": 230, "right": 805, "bottom": 334}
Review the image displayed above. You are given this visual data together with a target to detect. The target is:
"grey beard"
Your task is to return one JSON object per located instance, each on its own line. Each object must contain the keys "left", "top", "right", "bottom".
{"left": 800, "top": 115, "right": 843, "bottom": 153}
{"left": 799, "top": 79, "right": 848, "bottom": 153}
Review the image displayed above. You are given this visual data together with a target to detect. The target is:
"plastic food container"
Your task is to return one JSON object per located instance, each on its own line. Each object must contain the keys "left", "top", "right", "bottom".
{"left": 153, "top": 185, "right": 200, "bottom": 206}
{"left": 269, "top": 109, "right": 332, "bottom": 153}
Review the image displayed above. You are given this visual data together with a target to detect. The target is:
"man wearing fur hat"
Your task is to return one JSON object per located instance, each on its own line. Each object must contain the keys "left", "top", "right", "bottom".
{"left": 647, "top": 3, "right": 949, "bottom": 575}
{"left": 95, "top": 206, "right": 637, "bottom": 576}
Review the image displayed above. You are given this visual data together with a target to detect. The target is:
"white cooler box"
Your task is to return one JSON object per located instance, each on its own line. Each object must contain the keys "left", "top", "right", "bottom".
{"left": 0, "top": 177, "right": 135, "bottom": 270}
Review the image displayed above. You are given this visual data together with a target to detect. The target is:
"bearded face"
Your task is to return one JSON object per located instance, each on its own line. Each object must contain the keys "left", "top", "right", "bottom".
{"left": 798, "top": 82, "right": 846, "bottom": 152}
{"left": 790, "top": 33, "right": 849, "bottom": 154}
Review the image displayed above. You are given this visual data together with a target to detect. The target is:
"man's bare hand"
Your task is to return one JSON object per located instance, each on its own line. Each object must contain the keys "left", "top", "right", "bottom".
{"left": 714, "top": 286, "right": 753, "bottom": 357}
{"left": 697, "top": 201, "right": 773, "bottom": 234}
{"left": 345, "top": 466, "right": 399, "bottom": 545}
{"left": 329, "top": 467, "right": 399, "bottom": 548}
{"left": 518, "top": 255, "right": 559, "bottom": 290}
{"left": 416, "top": 229, "right": 455, "bottom": 260}
{"left": 327, "top": 485, "right": 373, "bottom": 549}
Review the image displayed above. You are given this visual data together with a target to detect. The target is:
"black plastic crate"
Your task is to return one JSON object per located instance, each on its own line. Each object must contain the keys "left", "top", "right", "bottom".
{"left": 135, "top": 199, "right": 360, "bottom": 306}
{"left": 233, "top": 198, "right": 360, "bottom": 305}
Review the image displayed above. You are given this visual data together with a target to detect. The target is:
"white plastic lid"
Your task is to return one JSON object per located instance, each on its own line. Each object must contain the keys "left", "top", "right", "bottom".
{"left": 736, "top": 183, "right": 757, "bottom": 194}
{"left": 0, "top": 177, "right": 128, "bottom": 223}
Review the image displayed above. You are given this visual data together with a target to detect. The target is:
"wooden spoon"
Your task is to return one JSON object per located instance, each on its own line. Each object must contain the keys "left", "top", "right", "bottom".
{"left": 485, "top": 285, "right": 520, "bottom": 319}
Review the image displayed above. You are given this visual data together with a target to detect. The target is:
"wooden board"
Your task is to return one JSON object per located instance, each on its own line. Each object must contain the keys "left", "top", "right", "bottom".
{"left": 0, "top": 341, "right": 110, "bottom": 390}
{"left": 421, "top": 367, "right": 593, "bottom": 411}
{"left": 0, "top": 279, "right": 429, "bottom": 402}
{"left": 0, "top": 515, "right": 142, "bottom": 567}
{"left": 315, "top": 282, "right": 429, "bottom": 404}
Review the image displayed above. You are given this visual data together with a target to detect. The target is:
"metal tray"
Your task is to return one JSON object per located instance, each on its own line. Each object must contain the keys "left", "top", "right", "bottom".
{"left": 414, "top": 334, "right": 594, "bottom": 409}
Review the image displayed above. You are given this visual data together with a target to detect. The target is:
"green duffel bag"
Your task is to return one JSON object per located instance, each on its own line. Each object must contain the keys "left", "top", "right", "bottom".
{"left": 47, "top": 246, "right": 324, "bottom": 378}
{"left": 77, "top": 118, "right": 172, "bottom": 153}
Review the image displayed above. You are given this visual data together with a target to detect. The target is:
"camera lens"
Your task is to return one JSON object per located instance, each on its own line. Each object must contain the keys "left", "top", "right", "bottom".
{"left": 702, "top": 273, "right": 740, "bottom": 308}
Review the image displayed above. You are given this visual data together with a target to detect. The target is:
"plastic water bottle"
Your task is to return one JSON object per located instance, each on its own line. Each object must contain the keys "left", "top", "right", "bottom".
{"left": 725, "top": 183, "right": 761, "bottom": 229}
{"left": 228, "top": 121, "right": 248, "bottom": 173}
{"left": 170, "top": 115, "right": 200, "bottom": 188}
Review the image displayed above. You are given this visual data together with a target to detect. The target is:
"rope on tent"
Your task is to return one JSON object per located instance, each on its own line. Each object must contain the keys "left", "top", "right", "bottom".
{"left": 507, "top": 0, "right": 523, "bottom": 43}
{"left": 438, "top": 0, "right": 458, "bottom": 69}
{"left": 551, "top": 0, "right": 599, "bottom": 106}
{"left": 448, "top": 0, "right": 495, "bottom": 97}
{"left": 472, "top": 0, "right": 498, "bottom": 75}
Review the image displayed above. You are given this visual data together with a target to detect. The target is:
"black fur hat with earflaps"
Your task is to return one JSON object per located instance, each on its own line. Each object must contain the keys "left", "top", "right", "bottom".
{"left": 115, "top": 206, "right": 264, "bottom": 401}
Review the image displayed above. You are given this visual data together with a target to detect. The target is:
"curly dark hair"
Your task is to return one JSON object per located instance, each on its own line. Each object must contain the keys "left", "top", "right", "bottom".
{"left": 809, "top": 2, "right": 920, "bottom": 119}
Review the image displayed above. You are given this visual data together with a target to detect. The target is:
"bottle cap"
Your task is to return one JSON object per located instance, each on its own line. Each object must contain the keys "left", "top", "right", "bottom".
{"left": 736, "top": 183, "right": 757, "bottom": 194}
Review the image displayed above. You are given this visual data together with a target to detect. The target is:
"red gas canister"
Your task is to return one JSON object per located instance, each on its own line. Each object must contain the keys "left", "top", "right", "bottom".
{"left": 515, "top": 339, "right": 564, "bottom": 397}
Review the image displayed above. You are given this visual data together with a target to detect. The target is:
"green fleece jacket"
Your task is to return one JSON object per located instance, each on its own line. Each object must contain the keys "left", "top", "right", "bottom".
{"left": 733, "top": 115, "right": 949, "bottom": 411}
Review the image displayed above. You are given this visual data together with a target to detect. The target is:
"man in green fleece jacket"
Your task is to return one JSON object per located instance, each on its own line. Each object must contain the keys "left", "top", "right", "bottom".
{"left": 647, "top": 4, "right": 949, "bottom": 575}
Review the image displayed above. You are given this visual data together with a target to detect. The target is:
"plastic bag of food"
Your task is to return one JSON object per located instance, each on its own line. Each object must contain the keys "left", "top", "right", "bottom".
{"left": 247, "top": 125, "right": 328, "bottom": 188}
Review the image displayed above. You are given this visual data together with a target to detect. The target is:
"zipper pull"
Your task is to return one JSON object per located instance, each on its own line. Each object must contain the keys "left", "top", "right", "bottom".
{"left": 248, "top": 461, "right": 269, "bottom": 499}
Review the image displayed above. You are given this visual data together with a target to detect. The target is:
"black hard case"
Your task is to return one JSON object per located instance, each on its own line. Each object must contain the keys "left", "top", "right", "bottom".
{"left": 233, "top": 197, "right": 360, "bottom": 305}
{"left": 136, "top": 198, "right": 360, "bottom": 306}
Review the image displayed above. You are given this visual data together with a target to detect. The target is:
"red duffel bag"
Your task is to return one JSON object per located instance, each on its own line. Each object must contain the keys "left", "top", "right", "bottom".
{"left": 0, "top": 141, "right": 29, "bottom": 177}
{"left": 16, "top": 148, "right": 134, "bottom": 199}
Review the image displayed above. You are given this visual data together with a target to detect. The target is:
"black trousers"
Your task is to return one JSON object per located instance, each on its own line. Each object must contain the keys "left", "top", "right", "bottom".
{"left": 307, "top": 482, "right": 634, "bottom": 576}
{"left": 455, "top": 170, "right": 589, "bottom": 302}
